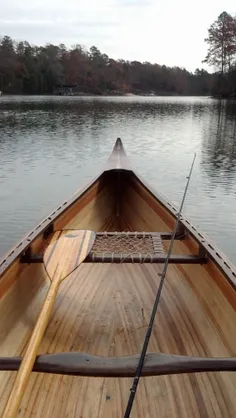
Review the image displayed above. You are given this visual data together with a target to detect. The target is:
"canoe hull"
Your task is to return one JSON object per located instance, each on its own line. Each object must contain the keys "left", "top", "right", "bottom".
{"left": 0, "top": 138, "right": 235, "bottom": 417}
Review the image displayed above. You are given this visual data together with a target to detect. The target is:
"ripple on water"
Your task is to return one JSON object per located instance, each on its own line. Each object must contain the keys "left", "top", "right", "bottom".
{"left": 0, "top": 96, "right": 236, "bottom": 264}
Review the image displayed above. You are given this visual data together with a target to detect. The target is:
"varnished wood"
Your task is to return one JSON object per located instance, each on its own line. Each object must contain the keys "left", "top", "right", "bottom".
{"left": 20, "top": 253, "right": 207, "bottom": 264}
{"left": 105, "top": 138, "right": 132, "bottom": 171}
{"left": 0, "top": 263, "right": 235, "bottom": 417}
{"left": 3, "top": 230, "right": 95, "bottom": 418}
{"left": 0, "top": 138, "right": 236, "bottom": 417}
{"left": 86, "top": 254, "right": 207, "bottom": 263}
{"left": 1, "top": 352, "right": 236, "bottom": 377}
{"left": 92, "top": 231, "right": 183, "bottom": 239}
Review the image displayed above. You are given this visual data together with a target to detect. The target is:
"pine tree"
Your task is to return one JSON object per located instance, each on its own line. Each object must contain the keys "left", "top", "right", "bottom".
{"left": 203, "top": 12, "right": 236, "bottom": 74}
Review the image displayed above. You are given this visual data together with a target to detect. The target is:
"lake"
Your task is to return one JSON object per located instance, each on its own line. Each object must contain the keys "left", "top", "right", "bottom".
{"left": 1, "top": 95, "right": 236, "bottom": 264}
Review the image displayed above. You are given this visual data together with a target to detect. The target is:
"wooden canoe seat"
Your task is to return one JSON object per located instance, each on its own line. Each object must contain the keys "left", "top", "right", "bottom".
{"left": 20, "top": 231, "right": 208, "bottom": 265}
{"left": 89, "top": 231, "right": 164, "bottom": 262}
{"left": 1, "top": 352, "right": 235, "bottom": 378}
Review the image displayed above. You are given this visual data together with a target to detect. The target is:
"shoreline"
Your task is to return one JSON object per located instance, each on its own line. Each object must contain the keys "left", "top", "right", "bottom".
{"left": 0, "top": 92, "right": 211, "bottom": 97}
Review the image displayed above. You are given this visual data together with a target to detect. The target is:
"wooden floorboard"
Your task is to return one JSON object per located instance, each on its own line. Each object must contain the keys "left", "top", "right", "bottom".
{"left": 0, "top": 176, "right": 236, "bottom": 416}
{"left": 0, "top": 261, "right": 235, "bottom": 417}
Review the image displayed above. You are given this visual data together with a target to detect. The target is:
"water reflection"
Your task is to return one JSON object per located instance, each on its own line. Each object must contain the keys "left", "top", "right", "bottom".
{"left": 1, "top": 96, "right": 236, "bottom": 264}
{"left": 201, "top": 100, "right": 236, "bottom": 185}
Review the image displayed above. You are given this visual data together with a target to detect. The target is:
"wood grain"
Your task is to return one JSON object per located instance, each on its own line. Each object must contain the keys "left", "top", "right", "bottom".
{"left": 0, "top": 262, "right": 235, "bottom": 417}
{"left": 2, "top": 230, "right": 95, "bottom": 418}
{"left": 1, "top": 352, "right": 236, "bottom": 377}
{"left": 0, "top": 167, "right": 236, "bottom": 416}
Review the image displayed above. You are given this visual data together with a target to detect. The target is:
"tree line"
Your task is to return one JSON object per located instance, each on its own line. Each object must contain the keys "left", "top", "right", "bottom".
{"left": 0, "top": 36, "right": 212, "bottom": 96}
{"left": 0, "top": 11, "right": 235, "bottom": 97}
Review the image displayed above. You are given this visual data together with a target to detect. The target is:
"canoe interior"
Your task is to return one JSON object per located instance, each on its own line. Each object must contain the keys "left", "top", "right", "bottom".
{"left": 0, "top": 169, "right": 236, "bottom": 417}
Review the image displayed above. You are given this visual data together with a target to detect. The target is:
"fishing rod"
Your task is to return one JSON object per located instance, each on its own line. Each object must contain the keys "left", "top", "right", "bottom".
{"left": 124, "top": 153, "right": 197, "bottom": 418}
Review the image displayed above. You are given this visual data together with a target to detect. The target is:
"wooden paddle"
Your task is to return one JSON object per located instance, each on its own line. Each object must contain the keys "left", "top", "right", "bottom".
{"left": 3, "top": 229, "right": 95, "bottom": 418}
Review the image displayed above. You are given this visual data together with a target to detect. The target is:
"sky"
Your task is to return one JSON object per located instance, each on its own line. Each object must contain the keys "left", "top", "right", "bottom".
{"left": 0, "top": 0, "right": 235, "bottom": 72}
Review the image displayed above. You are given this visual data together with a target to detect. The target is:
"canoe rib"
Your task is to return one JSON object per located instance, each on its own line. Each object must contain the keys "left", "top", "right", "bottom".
{"left": 0, "top": 138, "right": 236, "bottom": 417}
{"left": 0, "top": 353, "right": 236, "bottom": 377}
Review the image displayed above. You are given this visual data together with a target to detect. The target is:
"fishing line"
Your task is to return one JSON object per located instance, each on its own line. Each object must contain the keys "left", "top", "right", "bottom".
{"left": 124, "top": 153, "right": 196, "bottom": 418}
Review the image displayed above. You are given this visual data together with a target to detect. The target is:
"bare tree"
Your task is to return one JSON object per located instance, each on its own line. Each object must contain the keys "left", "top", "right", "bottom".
{"left": 203, "top": 12, "right": 236, "bottom": 74}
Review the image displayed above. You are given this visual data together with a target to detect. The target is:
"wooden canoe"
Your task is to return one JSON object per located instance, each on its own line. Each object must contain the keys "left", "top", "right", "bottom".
{"left": 0, "top": 138, "right": 235, "bottom": 417}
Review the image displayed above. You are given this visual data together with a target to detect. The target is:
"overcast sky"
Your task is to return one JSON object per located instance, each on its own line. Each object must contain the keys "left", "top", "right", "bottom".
{"left": 0, "top": 0, "right": 235, "bottom": 71}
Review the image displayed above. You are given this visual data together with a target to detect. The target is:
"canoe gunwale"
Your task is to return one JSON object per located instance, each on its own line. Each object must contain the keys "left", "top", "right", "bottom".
{"left": 134, "top": 172, "right": 236, "bottom": 290}
{"left": 0, "top": 138, "right": 131, "bottom": 279}
{"left": 0, "top": 174, "right": 101, "bottom": 279}
{"left": 0, "top": 138, "right": 236, "bottom": 417}
{"left": 0, "top": 137, "right": 236, "bottom": 294}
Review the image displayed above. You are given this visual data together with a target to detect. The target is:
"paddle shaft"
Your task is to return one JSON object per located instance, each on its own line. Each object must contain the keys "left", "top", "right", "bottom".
{"left": 3, "top": 279, "right": 60, "bottom": 418}
{"left": 3, "top": 229, "right": 96, "bottom": 418}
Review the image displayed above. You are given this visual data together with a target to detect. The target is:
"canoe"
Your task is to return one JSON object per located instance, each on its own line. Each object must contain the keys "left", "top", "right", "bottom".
{"left": 0, "top": 138, "right": 236, "bottom": 417}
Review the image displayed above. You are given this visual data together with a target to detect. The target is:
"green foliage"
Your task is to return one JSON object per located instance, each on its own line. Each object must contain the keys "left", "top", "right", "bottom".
{"left": 203, "top": 11, "right": 236, "bottom": 97}
{"left": 203, "top": 12, "right": 236, "bottom": 74}
{"left": 0, "top": 35, "right": 212, "bottom": 95}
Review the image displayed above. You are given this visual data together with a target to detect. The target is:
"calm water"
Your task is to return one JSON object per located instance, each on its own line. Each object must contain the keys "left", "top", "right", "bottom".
{"left": 1, "top": 95, "right": 236, "bottom": 264}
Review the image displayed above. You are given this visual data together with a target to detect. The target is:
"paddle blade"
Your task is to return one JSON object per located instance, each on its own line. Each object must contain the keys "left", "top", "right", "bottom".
{"left": 44, "top": 230, "right": 96, "bottom": 281}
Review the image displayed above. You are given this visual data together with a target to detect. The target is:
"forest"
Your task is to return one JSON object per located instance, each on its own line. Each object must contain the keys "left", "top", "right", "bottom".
{"left": 0, "top": 11, "right": 235, "bottom": 96}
